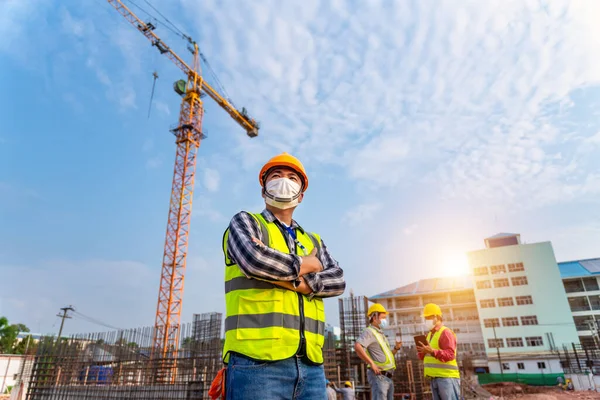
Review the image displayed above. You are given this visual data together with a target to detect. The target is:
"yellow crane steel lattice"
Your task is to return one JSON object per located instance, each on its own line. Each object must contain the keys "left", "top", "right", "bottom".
{"left": 106, "top": 0, "right": 259, "bottom": 361}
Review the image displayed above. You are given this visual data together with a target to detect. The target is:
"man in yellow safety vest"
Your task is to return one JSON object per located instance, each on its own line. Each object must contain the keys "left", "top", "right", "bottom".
{"left": 416, "top": 303, "right": 461, "bottom": 400}
{"left": 355, "top": 303, "right": 402, "bottom": 400}
{"left": 222, "top": 152, "right": 346, "bottom": 399}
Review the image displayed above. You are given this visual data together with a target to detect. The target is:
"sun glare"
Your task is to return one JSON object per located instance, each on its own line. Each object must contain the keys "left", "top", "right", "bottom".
{"left": 441, "top": 253, "right": 470, "bottom": 277}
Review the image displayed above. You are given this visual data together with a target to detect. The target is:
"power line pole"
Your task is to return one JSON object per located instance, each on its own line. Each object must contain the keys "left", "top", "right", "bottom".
{"left": 57, "top": 306, "right": 74, "bottom": 339}
{"left": 492, "top": 322, "right": 504, "bottom": 377}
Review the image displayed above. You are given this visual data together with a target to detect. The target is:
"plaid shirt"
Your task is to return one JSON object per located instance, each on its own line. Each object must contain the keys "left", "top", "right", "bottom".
{"left": 226, "top": 209, "right": 346, "bottom": 298}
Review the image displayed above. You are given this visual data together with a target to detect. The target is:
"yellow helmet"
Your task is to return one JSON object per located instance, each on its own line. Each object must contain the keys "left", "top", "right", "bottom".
{"left": 423, "top": 303, "right": 442, "bottom": 318}
{"left": 344, "top": 381, "right": 352, "bottom": 387}
{"left": 367, "top": 303, "right": 387, "bottom": 316}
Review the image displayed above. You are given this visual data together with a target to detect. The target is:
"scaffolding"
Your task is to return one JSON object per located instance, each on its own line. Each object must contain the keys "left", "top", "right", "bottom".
{"left": 23, "top": 321, "right": 223, "bottom": 400}
{"left": 338, "top": 292, "right": 369, "bottom": 384}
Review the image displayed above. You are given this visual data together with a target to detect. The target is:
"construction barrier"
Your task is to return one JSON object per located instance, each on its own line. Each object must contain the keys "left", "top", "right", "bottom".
{"left": 476, "top": 372, "right": 565, "bottom": 386}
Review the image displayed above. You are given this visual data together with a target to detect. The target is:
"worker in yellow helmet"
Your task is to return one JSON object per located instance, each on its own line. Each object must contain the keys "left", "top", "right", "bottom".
{"left": 331, "top": 381, "right": 356, "bottom": 400}
{"left": 417, "top": 303, "right": 461, "bottom": 400}
{"left": 354, "top": 303, "right": 402, "bottom": 400}
{"left": 221, "top": 152, "right": 346, "bottom": 399}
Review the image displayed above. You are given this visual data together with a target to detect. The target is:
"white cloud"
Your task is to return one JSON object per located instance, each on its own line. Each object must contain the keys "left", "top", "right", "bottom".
{"left": 178, "top": 0, "right": 600, "bottom": 207}
{"left": 193, "top": 195, "right": 225, "bottom": 222}
{"left": 203, "top": 168, "right": 220, "bottom": 192}
{"left": 154, "top": 101, "right": 171, "bottom": 116}
{"left": 343, "top": 202, "right": 381, "bottom": 226}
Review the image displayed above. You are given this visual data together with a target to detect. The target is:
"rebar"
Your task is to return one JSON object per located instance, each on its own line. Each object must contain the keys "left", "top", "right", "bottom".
{"left": 25, "top": 319, "right": 223, "bottom": 400}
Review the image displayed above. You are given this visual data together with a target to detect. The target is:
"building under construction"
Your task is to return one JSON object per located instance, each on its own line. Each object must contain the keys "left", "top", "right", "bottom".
{"left": 334, "top": 293, "right": 431, "bottom": 399}
{"left": 21, "top": 315, "right": 223, "bottom": 400}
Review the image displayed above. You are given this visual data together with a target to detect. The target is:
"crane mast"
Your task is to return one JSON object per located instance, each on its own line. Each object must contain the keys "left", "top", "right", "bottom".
{"left": 106, "top": 0, "right": 259, "bottom": 362}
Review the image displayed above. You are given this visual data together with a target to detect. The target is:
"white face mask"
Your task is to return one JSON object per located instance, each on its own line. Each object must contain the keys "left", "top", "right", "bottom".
{"left": 264, "top": 178, "right": 302, "bottom": 210}
{"left": 429, "top": 319, "right": 437, "bottom": 328}
{"left": 379, "top": 318, "right": 388, "bottom": 329}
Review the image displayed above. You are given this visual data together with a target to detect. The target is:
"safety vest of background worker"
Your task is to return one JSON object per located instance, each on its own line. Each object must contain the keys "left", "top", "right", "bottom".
{"left": 417, "top": 303, "right": 461, "bottom": 400}
{"left": 355, "top": 303, "right": 402, "bottom": 400}
{"left": 219, "top": 152, "right": 346, "bottom": 400}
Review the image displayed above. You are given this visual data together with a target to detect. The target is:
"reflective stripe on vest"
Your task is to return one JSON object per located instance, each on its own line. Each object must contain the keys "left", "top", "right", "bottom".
{"left": 366, "top": 327, "right": 396, "bottom": 371}
{"left": 222, "top": 212, "right": 326, "bottom": 364}
{"left": 423, "top": 326, "right": 460, "bottom": 379}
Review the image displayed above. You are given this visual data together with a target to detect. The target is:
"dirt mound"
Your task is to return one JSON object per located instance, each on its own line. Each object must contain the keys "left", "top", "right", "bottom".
{"left": 482, "top": 382, "right": 600, "bottom": 400}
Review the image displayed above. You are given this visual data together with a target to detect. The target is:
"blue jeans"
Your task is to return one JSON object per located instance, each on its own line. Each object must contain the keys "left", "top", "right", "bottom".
{"left": 226, "top": 353, "right": 326, "bottom": 400}
{"left": 431, "top": 377, "right": 461, "bottom": 400}
{"left": 367, "top": 369, "right": 394, "bottom": 400}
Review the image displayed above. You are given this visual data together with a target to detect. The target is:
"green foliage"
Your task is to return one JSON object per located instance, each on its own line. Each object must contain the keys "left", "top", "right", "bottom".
{"left": 13, "top": 335, "right": 37, "bottom": 355}
{"left": 0, "top": 316, "right": 31, "bottom": 354}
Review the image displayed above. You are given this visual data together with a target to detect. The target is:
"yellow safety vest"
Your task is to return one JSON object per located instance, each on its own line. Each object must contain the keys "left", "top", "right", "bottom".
{"left": 222, "top": 213, "right": 326, "bottom": 364}
{"left": 424, "top": 326, "right": 460, "bottom": 379}
{"left": 366, "top": 326, "right": 396, "bottom": 371}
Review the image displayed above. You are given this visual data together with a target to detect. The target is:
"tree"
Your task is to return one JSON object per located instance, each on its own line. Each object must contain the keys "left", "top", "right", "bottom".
{"left": 0, "top": 316, "right": 31, "bottom": 354}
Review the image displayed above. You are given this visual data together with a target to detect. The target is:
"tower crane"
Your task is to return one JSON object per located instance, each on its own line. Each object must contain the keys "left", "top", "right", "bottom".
{"left": 106, "top": 0, "right": 259, "bottom": 358}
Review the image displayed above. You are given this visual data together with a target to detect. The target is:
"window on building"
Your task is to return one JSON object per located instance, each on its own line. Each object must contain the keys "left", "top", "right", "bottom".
{"left": 488, "top": 338, "right": 504, "bottom": 348}
{"left": 474, "top": 266, "right": 489, "bottom": 276}
{"left": 450, "top": 292, "right": 476, "bottom": 304}
{"left": 526, "top": 336, "right": 544, "bottom": 347}
{"left": 516, "top": 295, "right": 533, "bottom": 305}
{"left": 502, "top": 317, "right": 519, "bottom": 327}
{"left": 490, "top": 264, "right": 507, "bottom": 274}
{"left": 508, "top": 262, "right": 525, "bottom": 272}
{"left": 583, "top": 277, "right": 599, "bottom": 291}
{"left": 521, "top": 316, "right": 538, "bottom": 326}
{"left": 517, "top": 362, "right": 525, "bottom": 370}
{"left": 589, "top": 296, "right": 600, "bottom": 311}
{"left": 476, "top": 280, "right": 492, "bottom": 289}
{"left": 472, "top": 343, "right": 485, "bottom": 352}
{"left": 506, "top": 337, "right": 524, "bottom": 347}
{"left": 511, "top": 276, "right": 528, "bottom": 286}
{"left": 484, "top": 318, "right": 500, "bottom": 328}
{"left": 494, "top": 278, "right": 510, "bottom": 288}
{"left": 457, "top": 343, "right": 471, "bottom": 352}
{"left": 574, "top": 316, "right": 594, "bottom": 331}
{"left": 537, "top": 362, "right": 546, "bottom": 369}
{"left": 568, "top": 297, "right": 590, "bottom": 312}
{"left": 502, "top": 363, "right": 510, "bottom": 370}
{"left": 498, "top": 297, "right": 514, "bottom": 307}
{"left": 563, "top": 279, "right": 585, "bottom": 293}
{"left": 480, "top": 299, "right": 496, "bottom": 308}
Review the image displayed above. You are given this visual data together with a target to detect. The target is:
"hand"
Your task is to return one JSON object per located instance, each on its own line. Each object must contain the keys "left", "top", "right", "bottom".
{"left": 270, "top": 277, "right": 312, "bottom": 295}
{"left": 294, "top": 277, "right": 313, "bottom": 295}
{"left": 251, "top": 237, "right": 265, "bottom": 247}
{"left": 300, "top": 248, "right": 323, "bottom": 274}
{"left": 416, "top": 343, "right": 434, "bottom": 355}
{"left": 394, "top": 341, "right": 402, "bottom": 350}
{"left": 370, "top": 363, "right": 381, "bottom": 375}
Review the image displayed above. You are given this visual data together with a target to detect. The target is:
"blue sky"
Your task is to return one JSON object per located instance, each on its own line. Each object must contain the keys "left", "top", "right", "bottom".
{"left": 1, "top": 0, "right": 599, "bottom": 335}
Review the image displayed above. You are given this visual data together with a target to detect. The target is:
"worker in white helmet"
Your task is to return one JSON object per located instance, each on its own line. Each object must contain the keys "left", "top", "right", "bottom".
{"left": 354, "top": 303, "right": 402, "bottom": 400}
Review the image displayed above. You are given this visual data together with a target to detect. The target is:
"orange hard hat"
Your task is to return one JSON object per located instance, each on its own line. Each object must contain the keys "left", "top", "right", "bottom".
{"left": 259, "top": 152, "right": 308, "bottom": 191}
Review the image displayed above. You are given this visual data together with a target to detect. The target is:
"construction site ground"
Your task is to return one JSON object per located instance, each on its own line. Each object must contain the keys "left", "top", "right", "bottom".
{"left": 483, "top": 383, "right": 600, "bottom": 400}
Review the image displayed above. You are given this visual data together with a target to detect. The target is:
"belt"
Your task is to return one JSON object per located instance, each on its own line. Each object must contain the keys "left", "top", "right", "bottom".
{"left": 382, "top": 370, "right": 394, "bottom": 379}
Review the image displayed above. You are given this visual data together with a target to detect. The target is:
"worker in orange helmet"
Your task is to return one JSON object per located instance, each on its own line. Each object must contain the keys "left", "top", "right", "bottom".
{"left": 221, "top": 152, "right": 346, "bottom": 400}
